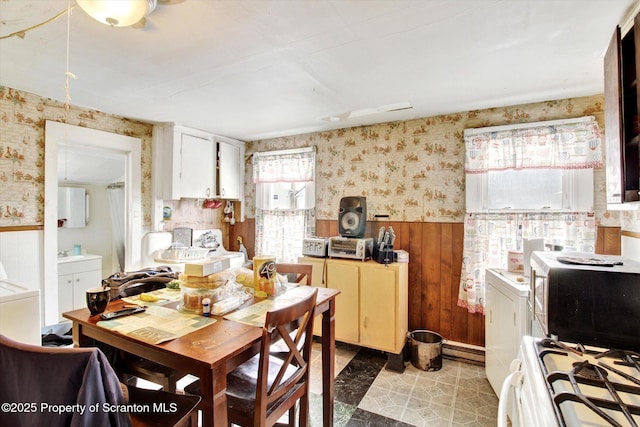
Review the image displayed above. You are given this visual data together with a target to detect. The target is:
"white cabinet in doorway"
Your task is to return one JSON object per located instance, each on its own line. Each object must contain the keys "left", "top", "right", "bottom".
{"left": 58, "top": 255, "right": 102, "bottom": 321}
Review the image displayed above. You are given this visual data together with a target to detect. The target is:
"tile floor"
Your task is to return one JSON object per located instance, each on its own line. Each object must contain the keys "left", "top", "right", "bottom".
{"left": 306, "top": 341, "right": 499, "bottom": 427}
{"left": 170, "top": 340, "right": 499, "bottom": 426}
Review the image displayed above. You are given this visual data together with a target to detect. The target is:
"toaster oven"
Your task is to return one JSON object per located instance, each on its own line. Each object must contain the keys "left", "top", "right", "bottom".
{"left": 302, "top": 237, "right": 329, "bottom": 257}
{"left": 328, "top": 237, "right": 373, "bottom": 261}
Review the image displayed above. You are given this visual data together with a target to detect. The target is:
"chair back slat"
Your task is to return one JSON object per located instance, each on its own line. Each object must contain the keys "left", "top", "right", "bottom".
{"left": 274, "top": 263, "right": 313, "bottom": 286}
{"left": 255, "top": 288, "right": 317, "bottom": 425}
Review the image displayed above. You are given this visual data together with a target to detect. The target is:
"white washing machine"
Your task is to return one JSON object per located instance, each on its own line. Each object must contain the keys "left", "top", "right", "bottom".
{"left": 0, "top": 280, "right": 41, "bottom": 346}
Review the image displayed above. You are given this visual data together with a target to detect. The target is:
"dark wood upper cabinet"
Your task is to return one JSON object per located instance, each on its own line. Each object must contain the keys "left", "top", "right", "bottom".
{"left": 605, "top": 14, "right": 640, "bottom": 206}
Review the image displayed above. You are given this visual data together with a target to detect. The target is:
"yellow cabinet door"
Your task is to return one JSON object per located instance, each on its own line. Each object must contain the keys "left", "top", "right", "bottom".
{"left": 360, "top": 266, "right": 396, "bottom": 352}
{"left": 326, "top": 261, "right": 359, "bottom": 344}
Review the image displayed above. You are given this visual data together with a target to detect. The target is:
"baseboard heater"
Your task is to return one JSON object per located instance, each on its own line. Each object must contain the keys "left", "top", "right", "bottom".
{"left": 442, "top": 340, "right": 485, "bottom": 365}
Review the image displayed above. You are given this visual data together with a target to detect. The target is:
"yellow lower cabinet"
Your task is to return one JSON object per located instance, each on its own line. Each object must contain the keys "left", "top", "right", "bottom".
{"left": 360, "top": 265, "right": 397, "bottom": 352}
{"left": 326, "top": 261, "right": 360, "bottom": 344}
{"left": 299, "top": 257, "right": 408, "bottom": 362}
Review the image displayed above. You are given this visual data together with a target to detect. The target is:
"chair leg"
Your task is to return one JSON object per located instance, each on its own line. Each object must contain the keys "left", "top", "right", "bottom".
{"left": 189, "top": 410, "right": 198, "bottom": 427}
{"left": 288, "top": 406, "right": 296, "bottom": 427}
{"left": 299, "top": 397, "right": 309, "bottom": 427}
{"left": 162, "top": 376, "right": 176, "bottom": 393}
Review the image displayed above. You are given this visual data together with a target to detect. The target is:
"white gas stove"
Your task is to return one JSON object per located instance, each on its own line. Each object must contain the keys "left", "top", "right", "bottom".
{"left": 142, "top": 229, "right": 245, "bottom": 271}
{"left": 192, "top": 229, "right": 245, "bottom": 268}
{"left": 502, "top": 336, "right": 640, "bottom": 426}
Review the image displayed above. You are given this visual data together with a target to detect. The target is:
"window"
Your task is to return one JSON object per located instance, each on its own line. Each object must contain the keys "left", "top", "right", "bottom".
{"left": 458, "top": 116, "right": 602, "bottom": 314}
{"left": 465, "top": 117, "right": 599, "bottom": 213}
{"left": 253, "top": 148, "right": 315, "bottom": 262}
{"left": 467, "top": 168, "right": 593, "bottom": 212}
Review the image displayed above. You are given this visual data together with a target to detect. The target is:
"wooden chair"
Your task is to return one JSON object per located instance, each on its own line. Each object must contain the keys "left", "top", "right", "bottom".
{"left": 116, "top": 280, "right": 187, "bottom": 393}
{"left": 123, "top": 263, "right": 313, "bottom": 394}
{"left": 120, "top": 355, "right": 185, "bottom": 393}
{"left": 0, "top": 334, "right": 200, "bottom": 427}
{"left": 128, "top": 386, "right": 200, "bottom": 427}
{"left": 275, "top": 262, "right": 313, "bottom": 286}
{"left": 185, "top": 288, "right": 318, "bottom": 426}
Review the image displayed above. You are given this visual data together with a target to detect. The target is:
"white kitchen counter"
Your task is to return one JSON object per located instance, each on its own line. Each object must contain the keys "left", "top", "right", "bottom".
{"left": 57, "top": 253, "right": 102, "bottom": 264}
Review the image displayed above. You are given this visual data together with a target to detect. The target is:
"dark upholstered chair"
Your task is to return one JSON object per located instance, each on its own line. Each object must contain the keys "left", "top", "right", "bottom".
{"left": 0, "top": 334, "right": 199, "bottom": 427}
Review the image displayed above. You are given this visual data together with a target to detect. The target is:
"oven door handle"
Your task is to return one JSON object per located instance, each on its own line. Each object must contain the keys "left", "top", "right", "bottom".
{"left": 498, "top": 359, "right": 524, "bottom": 427}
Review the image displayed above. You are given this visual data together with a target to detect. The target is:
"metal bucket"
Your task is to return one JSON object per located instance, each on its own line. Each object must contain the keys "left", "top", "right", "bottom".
{"left": 407, "top": 330, "right": 443, "bottom": 371}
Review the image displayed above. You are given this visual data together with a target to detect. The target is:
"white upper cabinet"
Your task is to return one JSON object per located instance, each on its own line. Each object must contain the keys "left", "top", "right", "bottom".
{"left": 179, "top": 133, "right": 216, "bottom": 199}
{"left": 153, "top": 124, "right": 245, "bottom": 207}
{"left": 155, "top": 124, "right": 215, "bottom": 200}
{"left": 217, "top": 136, "right": 244, "bottom": 200}
{"left": 58, "top": 186, "right": 87, "bottom": 228}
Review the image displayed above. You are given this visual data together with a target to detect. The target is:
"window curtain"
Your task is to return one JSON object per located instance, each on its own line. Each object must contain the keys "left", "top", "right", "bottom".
{"left": 458, "top": 118, "right": 602, "bottom": 314}
{"left": 253, "top": 148, "right": 315, "bottom": 263}
{"left": 252, "top": 150, "right": 315, "bottom": 183}
{"left": 255, "top": 209, "right": 315, "bottom": 263}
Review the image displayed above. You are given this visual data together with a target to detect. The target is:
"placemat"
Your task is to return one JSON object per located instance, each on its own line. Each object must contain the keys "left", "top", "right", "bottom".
{"left": 97, "top": 305, "right": 215, "bottom": 344}
{"left": 224, "top": 286, "right": 315, "bottom": 327}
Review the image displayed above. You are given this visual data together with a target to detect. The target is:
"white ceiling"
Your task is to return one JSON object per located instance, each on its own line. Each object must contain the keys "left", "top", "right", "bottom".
{"left": 1, "top": 0, "right": 638, "bottom": 142}
{"left": 57, "top": 145, "right": 125, "bottom": 184}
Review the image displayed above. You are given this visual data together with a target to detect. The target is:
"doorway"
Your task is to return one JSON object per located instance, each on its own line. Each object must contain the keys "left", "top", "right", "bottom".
{"left": 43, "top": 121, "right": 141, "bottom": 326}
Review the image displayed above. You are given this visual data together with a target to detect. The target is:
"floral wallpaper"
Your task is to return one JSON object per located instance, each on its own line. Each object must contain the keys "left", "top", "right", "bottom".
{"left": 0, "top": 86, "right": 153, "bottom": 228}
{"left": 246, "top": 94, "right": 636, "bottom": 230}
{"left": 3, "top": 85, "right": 640, "bottom": 234}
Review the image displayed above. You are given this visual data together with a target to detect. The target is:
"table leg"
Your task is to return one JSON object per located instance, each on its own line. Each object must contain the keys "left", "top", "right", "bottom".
{"left": 199, "top": 365, "right": 228, "bottom": 427}
{"left": 321, "top": 299, "right": 336, "bottom": 427}
{"left": 72, "top": 324, "right": 92, "bottom": 348}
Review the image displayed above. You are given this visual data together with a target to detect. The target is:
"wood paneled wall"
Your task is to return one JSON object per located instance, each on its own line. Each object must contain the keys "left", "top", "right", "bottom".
{"left": 595, "top": 226, "right": 622, "bottom": 255}
{"left": 229, "top": 219, "right": 485, "bottom": 347}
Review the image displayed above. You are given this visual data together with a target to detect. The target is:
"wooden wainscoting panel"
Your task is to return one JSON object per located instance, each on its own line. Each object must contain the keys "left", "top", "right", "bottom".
{"left": 439, "top": 223, "right": 454, "bottom": 340}
{"left": 423, "top": 222, "right": 442, "bottom": 332}
{"left": 595, "top": 226, "right": 621, "bottom": 255}
{"left": 450, "top": 223, "right": 469, "bottom": 343}
{"left": 407, "top": 222, "right": 424, "bottom": 331}
{"left": 229, "top": 220, "right": 255, "bottom": 259}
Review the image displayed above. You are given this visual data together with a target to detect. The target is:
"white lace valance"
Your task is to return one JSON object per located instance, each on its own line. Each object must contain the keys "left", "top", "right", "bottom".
{"left": 252, "top": 148, "right": 315, "bottom": 184}
{"left": 465, "top": 116, "right": 602, "bottom": 174}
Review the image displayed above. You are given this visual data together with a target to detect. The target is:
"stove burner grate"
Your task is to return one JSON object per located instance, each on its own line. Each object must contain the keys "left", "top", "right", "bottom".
{"left": 537, "top": 339, "right": 640, "bottom": 427}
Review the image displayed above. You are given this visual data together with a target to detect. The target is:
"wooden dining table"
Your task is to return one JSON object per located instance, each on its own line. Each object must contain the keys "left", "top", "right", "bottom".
{"left": 63, "top": 286, "right": 339, "bottom": 427}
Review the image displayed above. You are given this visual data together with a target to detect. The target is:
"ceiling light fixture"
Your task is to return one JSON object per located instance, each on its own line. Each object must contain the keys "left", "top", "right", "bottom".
{"left": 76, "top": 0, "right": 157, "bottom": 27}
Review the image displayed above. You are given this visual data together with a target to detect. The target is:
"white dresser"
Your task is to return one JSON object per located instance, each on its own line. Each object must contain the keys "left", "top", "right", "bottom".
{"left": 485, "top": 268, "right": 530, "bottom": 396}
